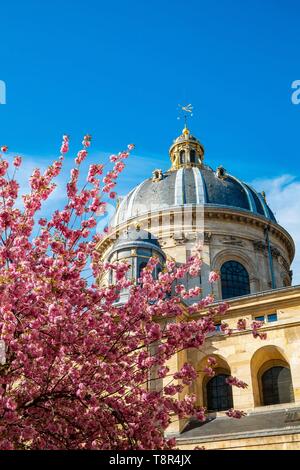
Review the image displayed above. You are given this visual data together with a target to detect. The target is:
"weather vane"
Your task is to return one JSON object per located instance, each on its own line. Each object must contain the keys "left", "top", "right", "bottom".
{"left": 177, "top": 103, "right": 194, "bottom": 127}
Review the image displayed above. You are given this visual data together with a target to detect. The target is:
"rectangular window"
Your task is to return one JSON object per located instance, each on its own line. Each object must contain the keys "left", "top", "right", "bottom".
{"left": 254, "top": 315, "right": 265, "bottom": 322}
{"left": 267, "top": 313, "right": 278, "bottom": 323}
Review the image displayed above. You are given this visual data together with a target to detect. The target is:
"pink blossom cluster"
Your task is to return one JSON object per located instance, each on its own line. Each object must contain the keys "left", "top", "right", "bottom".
{"left": 60, "top": 135, "right": 69, "bottom": 154}
{"left": 208, "top": 270, "right": 220, "bottom": 283}
{"left": 226, "top": 376, "right": 248, "bottom": 389}
{"left": 203, "top": 367, "right": 215, "bottom": 377}
{"left": 220, "top": 322, "right": 233, "bottom": 336}
{"left": 226, "top": 409, "right": 247, "bottom": 419}
{"left": 237, "top": 318, "right": 247, "bottom": 330}
{"left": 174, "top": 363, "right": 198, "bottom": 385}
{"left": 251, "top": 320, "right": 267, "bottom": 340}
{"left": 207, "top": 356, "right": 217, "bottom": 366}
{"left": 0, "top": 137, "right": 260, "bottom": 449}
{"left": 202, "top": 356, "right": 217, "bottom": 377}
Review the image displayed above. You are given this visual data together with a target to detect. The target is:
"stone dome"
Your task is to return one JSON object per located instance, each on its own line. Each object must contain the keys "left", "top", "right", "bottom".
{"left": 111, "top": 165, "right": 276, "bottom": 228}
{"left": 98, "top": 125, "right": 294, "bottom": 299}
{"left": 111, "top": 125, "right": 276, "bottom": 228}
{"left": 108, "top": 227, "right": 164, "bottom": 256}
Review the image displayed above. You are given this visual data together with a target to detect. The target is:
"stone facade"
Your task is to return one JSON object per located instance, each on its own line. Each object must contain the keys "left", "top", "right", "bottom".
{"left": 98, "top": 205, "right": 294, "bottom": 298}
{"left": 164, "top": 286, "right": 300, "bottom": 449}
{"left": 96, "top": 126, "right": 300, "bottom": 449}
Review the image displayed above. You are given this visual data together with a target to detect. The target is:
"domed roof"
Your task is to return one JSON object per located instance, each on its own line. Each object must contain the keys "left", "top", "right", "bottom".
{"left": 108, "top": 227, "right": 166, "bottom": 260}
{"left": 111, "top": 165, "right": 276, "bottom": 227}
{"left": 111, "top": 126, "right": 277, "bottom": 228}
{"left": 172, "top": 127, "right": 202, "bottom": 145}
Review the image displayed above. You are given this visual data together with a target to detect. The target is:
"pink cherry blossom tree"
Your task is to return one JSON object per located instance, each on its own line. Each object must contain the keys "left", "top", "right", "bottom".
{"left": 0, "top": 138, "right": 265, "bottom": 450}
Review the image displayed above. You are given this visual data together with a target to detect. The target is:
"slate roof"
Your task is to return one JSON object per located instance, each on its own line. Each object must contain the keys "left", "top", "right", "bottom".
{"left": 176, "top": 407, "right": 300, "bottom": 443}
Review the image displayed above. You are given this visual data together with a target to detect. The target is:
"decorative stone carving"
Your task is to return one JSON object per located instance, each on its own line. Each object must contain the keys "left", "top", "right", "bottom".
{"left": 278, "top": 255, "right": 291, "bottom": 273}
{"left": 270, "top": 246, "right": 281, "bottom": 259}
{"left": 204, "top": 231, "right": 212, "bottom": 243}
{"left": 261, "top": 191, "right": 267, "bottom": 202}
{"left": 253, "top": 240, "right": 266, "bottom": 251}
{"left": 253, "top": 240, "right": 287, "bottom": 263}
{"left": 185, "top": 232, "right": 197, "bottom": 240}
{"left": 174, "top": 238, "right": 187, "bottom": 246}
{"left": 215, "top": 165, "right": 227, "bottom": 180}
{"left": 152, "top": 169, "right": 163, "bottom": 182}
{"left": 222, "top": 235, "right": 244, "bottom": 246}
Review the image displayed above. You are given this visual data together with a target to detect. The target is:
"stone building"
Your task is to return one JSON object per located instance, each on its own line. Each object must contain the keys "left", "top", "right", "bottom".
{"left": 97, "top": 126, "right": 300, "bottom": 450}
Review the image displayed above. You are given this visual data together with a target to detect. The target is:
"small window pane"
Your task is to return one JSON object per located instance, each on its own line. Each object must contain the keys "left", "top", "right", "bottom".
{"left": 255, "top": 315, "right": 265, "bottom": 322}
{"left": 136, "top": 248, "right": 151, "bottom": 257}
{"left": 267, "top": 313, "right": 277, "bottom": 322}
{"left": 206, "top": 374, "right": 233, "bottom": 411}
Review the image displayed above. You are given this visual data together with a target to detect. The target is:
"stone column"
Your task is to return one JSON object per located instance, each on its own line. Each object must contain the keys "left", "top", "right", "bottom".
{"left": 289, "top": 347, "right": 300, "bottom": 404}
{"left": 201, "top": 233, "right": 213, "bottom": 299}
{"left": 250, "top": 276, "right": 259, "bottom": 294}
{"left": 230, "top": 351, "right": 256, "bottom": 411}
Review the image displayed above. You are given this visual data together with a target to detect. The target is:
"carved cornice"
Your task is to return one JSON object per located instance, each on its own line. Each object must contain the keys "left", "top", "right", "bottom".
{"left": 96, "top": 206, "right": 295, "bottom": 262}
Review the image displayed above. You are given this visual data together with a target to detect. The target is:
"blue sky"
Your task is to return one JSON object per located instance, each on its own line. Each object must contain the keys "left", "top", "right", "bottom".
{"left": 0, "top": 0, "right": 300, "bottom": 281}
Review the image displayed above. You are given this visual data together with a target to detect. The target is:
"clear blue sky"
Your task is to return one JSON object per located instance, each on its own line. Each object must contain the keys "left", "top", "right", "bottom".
{"left": 1, "top": 0, "right": 300, "bottom": 279}
{"left": 0, "top": 0, "right": 299, "bottom": 175}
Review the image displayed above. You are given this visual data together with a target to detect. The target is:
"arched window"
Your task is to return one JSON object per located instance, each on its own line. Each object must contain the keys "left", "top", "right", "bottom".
{"left": 221, "top": 260, "right": 250, "bottom": 299}
{"left": 261, "top": 366, "right": 294, "bottom": 406}
{"left": 179, "top": 150, "right": 185, "bottom": 164}
{"left": 190, "top": 150, "right": 196, "bottom": 163}
{"left": 206, "top": 374, "right": 233, "bottom": 411}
